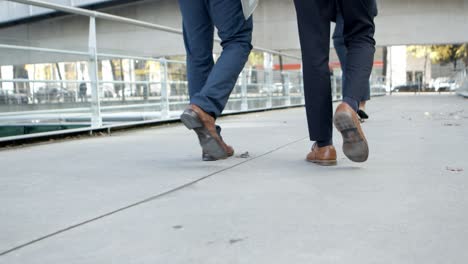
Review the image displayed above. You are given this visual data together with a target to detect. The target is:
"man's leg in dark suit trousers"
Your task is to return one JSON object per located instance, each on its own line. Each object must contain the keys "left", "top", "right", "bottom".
{"left": 330, "top": 0, "right": 375, "bottom": 163}
{"left": 293, "top": 0, "right": 334, "bottom": 145}
{"left": 178, "top": 0, "right": 252, "bottom": 161}
{"left": 178, "top": 0, "right": 214, "bottom": 107}
{"left": 179, "top": 0, "right": 253, "bottom": 118}
{"left": 333, "top": 12, "right": 348, "bottom": 95}
{"left": 337, "top": 0, "right": 376, "bottom": 109}
{"left": 333, "top": 11, "right": 372, "bottom": 107}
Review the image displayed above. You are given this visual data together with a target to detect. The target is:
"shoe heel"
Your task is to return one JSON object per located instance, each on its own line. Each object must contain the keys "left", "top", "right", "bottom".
{"left": 334, "top": 111, "right": 369, "bottom": 163}
{"left": 200, "top": 137, "right": 228, "bottom": 160}
{"left": 180, "top": 110, "right": 203, "bottom": 130}
{"left": 334, "top": 111, "right": 355, "bottom": 132}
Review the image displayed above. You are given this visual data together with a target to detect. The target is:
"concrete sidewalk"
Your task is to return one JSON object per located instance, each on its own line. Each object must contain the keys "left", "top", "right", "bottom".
{"left": 1, "top": 95, "right": 467, "bottom": 263}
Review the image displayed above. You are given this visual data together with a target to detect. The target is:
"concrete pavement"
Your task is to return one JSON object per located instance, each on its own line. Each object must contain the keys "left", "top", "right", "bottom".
{"left": 1, "top": 95, "right": 467, "bottom": 263}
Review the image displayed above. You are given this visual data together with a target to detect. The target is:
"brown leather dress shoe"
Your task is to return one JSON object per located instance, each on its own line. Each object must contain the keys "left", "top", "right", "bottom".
{"left": 180, "top": 104, "right": 230, "bottom": 160}
{"left": 306, "top": 143, "right": 337, "bottom": 166}
{"left": 202, "top": 125, "right": 234, "bottom": 161}
{"left": 333, "top": 103, "right": 369, "bottom": 162}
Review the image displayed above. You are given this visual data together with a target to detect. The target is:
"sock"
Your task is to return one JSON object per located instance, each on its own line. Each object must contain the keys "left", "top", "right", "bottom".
{"left": 317, "top": 139, "right": 333, "bottom": 148}
{"left": 343, "top": 96, "right": 359, "bottom": 112}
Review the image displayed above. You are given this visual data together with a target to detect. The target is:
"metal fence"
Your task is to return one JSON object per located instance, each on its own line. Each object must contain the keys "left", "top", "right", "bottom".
{"left": 0, "top": 0, "right": 385, "bottom": 141}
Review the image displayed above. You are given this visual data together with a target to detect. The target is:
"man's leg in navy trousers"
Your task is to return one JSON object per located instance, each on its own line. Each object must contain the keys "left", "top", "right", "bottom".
{"left": 179, "top": 0, "right": 252, "bottom": 117}
{"left": 293, "top": 0, "right": 334, "bottom": 145}
{"left": 178, "top": 0, "right": 214, "bottom": 103}
{"left": 337, "top": 0, "right": 376, "bottom": 110}
{"left": 178, "top": 0, "right": 252, "bottom": 161}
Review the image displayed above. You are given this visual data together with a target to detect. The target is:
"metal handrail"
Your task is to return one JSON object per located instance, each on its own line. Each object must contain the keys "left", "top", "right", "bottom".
{"left": 0, "top": 43, "right": 90, "bottom": 56}
{"left": 0, "top": 0, "right": 307, "bottom": 137}
{"left": 6, "top": 0, "right": 301, "bottom": 60}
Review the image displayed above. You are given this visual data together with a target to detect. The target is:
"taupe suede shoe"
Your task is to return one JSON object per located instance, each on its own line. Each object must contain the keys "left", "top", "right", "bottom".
{"left": 180, "top": 104, "right": 229, "bottom": 160}
{"left": 334, "top": 103, "right": 369, "bottom": 162}
{"left": 306, "top": 143, "right": 337, "bottom": 166}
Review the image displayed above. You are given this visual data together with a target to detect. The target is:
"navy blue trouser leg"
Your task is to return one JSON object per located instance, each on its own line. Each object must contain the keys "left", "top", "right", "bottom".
{"left": 333, "top": 12, "right": 371, "bottom": 102}
{"left": 294, "top": 0, "right": 375, "bottom": 142}
{"left": 333, "top": 14, "right": 349, "bottom": 99}
{"left": 294, "top": 0, "right": 334, "bottom": 142}
{"left": 178, "top": 0, "right": 253, "bottom": 117}
{"left": 179, "top": 0, "right": 214, "bottom": 100}
{"left": 337, "top": 0, "right": 376, "bottom": 103}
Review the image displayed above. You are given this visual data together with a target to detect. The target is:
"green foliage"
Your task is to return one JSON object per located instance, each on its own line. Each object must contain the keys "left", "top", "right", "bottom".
{"left": 457, "top": 44, "right": 468, "bottom": 66}
{"left": 407, "top": 44, "right": 468, "bottom": 69}
{"left": 248, "top": 51, "right": 264, "bottom": 67}
{"left": 431, "top": 45, "right": 461, "bottom": 65}
{"left": 407, "top": 45, "right": 434, "bottom": 59}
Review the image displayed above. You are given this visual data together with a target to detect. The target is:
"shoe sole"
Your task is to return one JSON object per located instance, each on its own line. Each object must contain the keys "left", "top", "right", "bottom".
{"left": 334, "top": 111, "right": 369, "bottom": 162}
{"left": 203, "top": 152, "right": 234, "bottom": 162}
{"left": 306, "top": 159, "right": 337, "bottom": 166}
{"left": 203, "top": 155, "right": 217, "bottom": 162}
{"left": 180, "top": 110, "right": 228, "bottom": 160}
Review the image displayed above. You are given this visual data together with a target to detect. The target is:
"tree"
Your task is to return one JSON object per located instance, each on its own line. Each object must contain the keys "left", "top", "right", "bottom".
{"left": 246, "top": 51, "right": 264, "bottom": 84}
{"left": 382, "top": 46, "right": 388, "bottom": 78}
{"left": 13, "top": 65, "right": 29, "bottom": 94}
{"left": 457, "top": 44, "right": 468, "bottom": 69}
{"left": 248, "top": 51, "right": 264, "bottom": 68}
{"left": 407, "top": 46, "right": 436, "bottom": 89}
{"left": 110, "top": 59, "right": 125, "bottom": 101}
{"left": 408, "top": 44, "right": 467, "bottom": 70}
{"left": 55, "top": 63, "right": 64, "bottom": 90}
{"left": 110, "top": 59, "right": 120, "bottom": 94}
{"left": 430, "top": 44, "right": 465, "bottom": 71}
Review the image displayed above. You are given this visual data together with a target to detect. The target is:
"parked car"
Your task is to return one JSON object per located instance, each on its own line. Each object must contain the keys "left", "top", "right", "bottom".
{"left": 392, "top": 83, "right": 421, "bottom": 92}
{"left": 370, "top": 83, "right": 388, "bottom": 94}
{"left": 433, "top": 77, "right": 459, "bottom": 92}
{"left": 0, "top": 90, "right": 29, "bottom": 104}
{"left": 35, "top": 86, "right": 76, "bottom": 103}
{"left": 261, "top": 83, "right": 283, "bottom": 94}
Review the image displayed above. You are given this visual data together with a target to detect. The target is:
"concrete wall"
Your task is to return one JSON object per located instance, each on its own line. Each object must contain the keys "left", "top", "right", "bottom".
{"left": 0, "top": 0, "right": 186, "bottom": 65}
{"left": 254, "top": 0, "right": 468, "bottom": 49}
{"left": 406, "top": 51, "right": 432, "bottom": 85}
{"left": 376, "top": 0, "right": 468, "bottom": 46}
{"left": 0, "top": 0, "right": 117, "bottom": 24}
{"left": 1, "top": 0, "right": 467, "bottom": 66}
{"left": 387, "top": 46, "right": 408, "bottom": 87}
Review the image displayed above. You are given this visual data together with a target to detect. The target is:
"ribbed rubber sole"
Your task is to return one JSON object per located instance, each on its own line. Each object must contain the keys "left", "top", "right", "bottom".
{"left": 334, "top": 111, "right": 369, "bottom": 163}
{"left": 180, "top": 110, "right": 228, "bottom": 160}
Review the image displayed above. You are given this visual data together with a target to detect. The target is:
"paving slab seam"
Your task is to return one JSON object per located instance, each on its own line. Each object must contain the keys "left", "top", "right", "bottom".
{"left": 0, "top": 136, "right": 308, "bottom": 257}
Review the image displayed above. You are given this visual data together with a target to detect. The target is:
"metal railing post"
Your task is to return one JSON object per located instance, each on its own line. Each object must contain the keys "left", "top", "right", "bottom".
{"left": 332, "top": 75, "right": 338, "bottom": 101}
{"left": 264, "top": 52, "right": 273, "bottom": 109}
{"left": 299, "top": 69, "right": 305, "bottom": 105}
{"left": 129, "top": 59, "right": 135, "bottom": 97}
{"left": 283, "top": 71, "right": 291, "bottom": 106}
{"left": 88, "top": 16, "right": 102, "bottom": 127}
{"left": 143, "top": 80, "right": 150, "bottom": 114}
{"left": 266, "top": 70, "right": 273, "bottom": 108}
{"left": 160, "top": 58, "right": 170, "bottom": 119}
{"left": 241, "top": 69, "right": 248, "bottom": 111}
